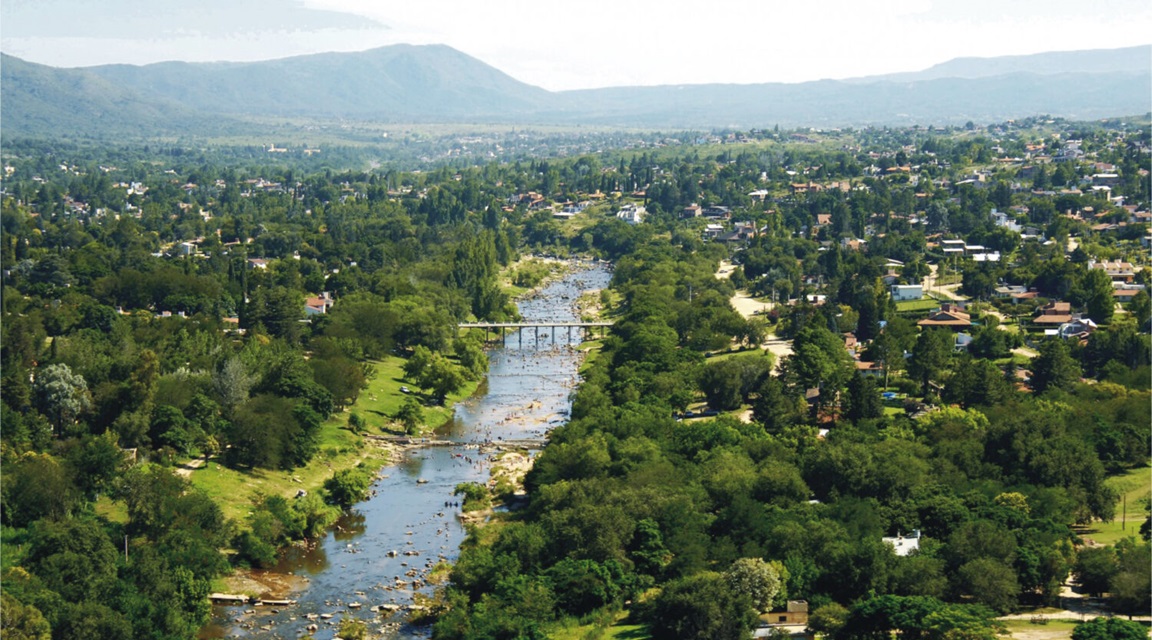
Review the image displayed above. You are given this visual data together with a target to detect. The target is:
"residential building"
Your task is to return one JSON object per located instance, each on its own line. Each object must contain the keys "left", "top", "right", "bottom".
{"left": 1033, "top": 301, "right": 1073, "bottom": 326}
{"left": 616, "top": 204, "right": 646, "bottom": 225}
{"left": 891, "top": 284, "right": 923, "bottom": 301}
{"left": 304, "top": 292, "right": 334, "bottom": 316}
{"left": 917, "top": 304, "right": 971, "bottom": 329}
{"left": 883, "top": 530, "right": 922, "bottom": 556}
{"left": 1089, "top": 260, "right": 1135, "bottom": 284}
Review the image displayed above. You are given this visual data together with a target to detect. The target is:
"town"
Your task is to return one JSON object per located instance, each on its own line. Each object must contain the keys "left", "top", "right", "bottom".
{"left": 1, "top": 115, "right": 1149, "bottom": 640}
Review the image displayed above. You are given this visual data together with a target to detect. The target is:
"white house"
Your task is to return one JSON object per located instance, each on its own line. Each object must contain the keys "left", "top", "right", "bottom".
{"left": 882, "top": 530, "right": 922, "bottom": 557}
{"left": 616, "top": 204, "right": 646, "bottom": 225}
{"left": 890, "top": 284, "right": 923, "bottom": 301}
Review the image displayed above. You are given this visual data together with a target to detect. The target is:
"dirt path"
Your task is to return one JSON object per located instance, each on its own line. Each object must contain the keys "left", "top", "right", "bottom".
{"left": 175, "top": 456, "right": 207, "bottom": 478}
{"left": 717, "top": 260, "right": 773, "bottom": 318}
{"left": 717, "top": 261, "right": 792, "bottom": 368}
{"left": 924, "top": 263, "right": 968, "bottom": 302}
{"left": 730, "top": 292, "right": 772, "bottom": 318}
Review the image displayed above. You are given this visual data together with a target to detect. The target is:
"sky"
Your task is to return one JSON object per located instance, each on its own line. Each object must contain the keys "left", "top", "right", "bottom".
{"left": 2, "top": 0, "right": 1150, "bottom": 91}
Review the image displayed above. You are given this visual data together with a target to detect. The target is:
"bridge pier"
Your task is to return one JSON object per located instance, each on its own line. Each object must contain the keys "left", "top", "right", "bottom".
{"left": 460, "top": 322, "right": 613, "bottom": 349}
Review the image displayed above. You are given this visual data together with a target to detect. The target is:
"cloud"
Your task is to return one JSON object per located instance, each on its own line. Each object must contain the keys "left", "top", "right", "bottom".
{"left": 1, "top": 0, "right": 385, "bottom": 39}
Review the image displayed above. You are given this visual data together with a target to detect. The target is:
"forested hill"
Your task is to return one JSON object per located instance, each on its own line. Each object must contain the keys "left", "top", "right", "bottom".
{"left": 81, "top": 44, "right": 558, "bottom": 121}
{"left": 1, "top": 44, "right": 1149, "bottom": 137}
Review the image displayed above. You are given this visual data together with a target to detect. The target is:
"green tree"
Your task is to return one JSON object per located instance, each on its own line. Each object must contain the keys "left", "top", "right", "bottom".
{"left": 24, "top": 517, "right": 119, "bottom": 603}
{"left": 845, "top": 372, "right": 883, "bottom": 422}
{"left": 212, "top": 357, "right": 253, "bottom": 417}
{"left": 1110, "top": 538, "right": 1151, "bottom": 614}
{"left": 32, "top": 363, "right": 91, "bottom": 435}
{"left": 416, "top": 354, "right": 467, "bottom": 405}
{"left": 0, "top": 592, "right": 51, "bottom": 640}
{"left": 544, "top": 558, "right": 629, "bottom": 616}
{"left": 324, "top": 464, "right": 373, "bottom": 509}
{"left": 243, "top": 286, "right": 304, "bottom": 342}
{"left": 782, "top": 324, "right": 852, "bottom": 413}
{"left": 957, "top": 558, "right": 1020, "bottom": 613}
{"left": 1128, "top": 289, "right": 1151, "bottom": 330}
{"left": 62, "top": 432, "right": 124, "bottom": 500}
{"left": 1070, "top": 616, "right": 1147, "bottom": 640}
{"left": 1074, "top": 546, "right": 1117, "bottom": 597}
{"left": 395, "top": 395, "right": 424, "bottom": 434}
{"left": 907, "top": 328, "right": 952, "bottom": 396}
{"left": 808, "top": 602, "right": 849, "bottom": 636}
{"left": 723, "top": 557, "right": 785, "bottom": 612}
{"left": 648, "top": 572, "right": 757, "bottom": 640}
{"left": 752, "top": 375, "right": 806, "bottom": 432}
{"left": 1030, "top": 338, "right": 1081, "bottom": 394}
{"left": 1, "top": 453, "right": 79, "bottom": 527}
{"left": 1080, "top": 268, "right": 1115, "bottom": 324}
{"left": 53, "top": 601, "right": 134, "bottom": 640}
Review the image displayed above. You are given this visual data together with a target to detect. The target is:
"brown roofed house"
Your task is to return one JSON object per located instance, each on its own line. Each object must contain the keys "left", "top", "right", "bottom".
{"left": 917, "top": 304, "right": 971, "bottom": 329}
{"left": 1033, "top": 301, "right": 1072, "bottom": 325}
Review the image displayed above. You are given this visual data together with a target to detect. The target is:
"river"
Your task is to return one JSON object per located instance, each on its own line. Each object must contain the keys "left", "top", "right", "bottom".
{"left": 205, "top": 261, "right": 611, "bottom": 640}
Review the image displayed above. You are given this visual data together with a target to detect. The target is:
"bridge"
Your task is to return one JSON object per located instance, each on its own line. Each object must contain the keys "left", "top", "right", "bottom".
{"left": 459, "top": 321, "right": 613, "bottom": 345}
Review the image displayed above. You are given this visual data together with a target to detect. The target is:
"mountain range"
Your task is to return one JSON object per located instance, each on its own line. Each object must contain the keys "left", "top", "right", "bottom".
{"left": 2, "top": 43, "right": 1149, "bottom": 138}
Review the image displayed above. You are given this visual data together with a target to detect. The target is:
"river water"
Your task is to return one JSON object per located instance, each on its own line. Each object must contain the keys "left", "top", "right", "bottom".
{"left": 207, "top": 262, "right": 611, "bottom": 640}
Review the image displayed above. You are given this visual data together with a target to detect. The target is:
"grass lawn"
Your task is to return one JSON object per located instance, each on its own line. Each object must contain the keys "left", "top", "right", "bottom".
{"left": 546, "top": 613, "right": 649, "bottom": 640}
{"left": 184, "top": 354, "right": 482, "bottom": 526}
{"left": 347, "top": 356, "right": 480, "bottom": 433}
{"left": 704, "top": 347, "right": 772, "bottom": 362}
{"left": 1077, "top": 464, "right": 1151, "bottom": 545}
{"left": 579, "top": 338, "right": 606, "bottom": 373}
{"left": 1001, "top": 618, "right": 1080, "bottom": 639}
{"left": 94, "top": 495, "right": 129, "bottom": 525}
{"left": 895, "top": 298, "right": 941, "bottom": 313}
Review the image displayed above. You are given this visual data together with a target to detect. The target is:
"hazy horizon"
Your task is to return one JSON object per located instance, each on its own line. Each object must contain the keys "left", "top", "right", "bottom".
{"left": 3, "top": 0, "right": 1151, "bottom": 91}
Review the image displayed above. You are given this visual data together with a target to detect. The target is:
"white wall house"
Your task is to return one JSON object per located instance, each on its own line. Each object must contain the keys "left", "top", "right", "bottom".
{"left": 891, "top": 284, "right": 923, "bottom": 301}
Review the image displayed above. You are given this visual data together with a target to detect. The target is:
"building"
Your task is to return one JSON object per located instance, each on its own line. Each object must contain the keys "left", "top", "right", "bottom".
{"left": 681, "top": 203, "right": 702, "bottom": 218}
{"left": 755, "top": 601, "right": 812, "bottom": 639}
{"left": 855, "top": 361, "right": 884, "bottom": 377}
{"left": 1033, "top": 301, "right": 1073, "bottom": 326}
{"left": 304, "top": 292, "right": 334, "bottom": 316}
{"left": 1089, "top": 260, "right": 1136, "bottom": 284}
{"left": 615, "top": 204, "right": 646, "bottom": 225}
{"left": 940, "top": 239, "right": 966, "bottom": 256}
{"left": 1058, "top": 318, "right": 1097, "bottom": 340}
{"left": 882, "top": 530, "right": 922, "bottom": 556}
{"left": 1114, "top": 287, "right": 1145, "bottom": 304}
{"left": 917, "top": 304, "right": 971, "bottom": 329}
{"left": 891, "top": 284, "right": 923, "bottom": 301}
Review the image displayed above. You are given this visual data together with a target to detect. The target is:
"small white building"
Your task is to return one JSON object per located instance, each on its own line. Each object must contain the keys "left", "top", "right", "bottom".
{"left": 891, "top": 284, "right": 923, "bottom": 301}
{"left": 882, "top": 530, "right": 922, "bottom": 556}
{"left": 616, "top": 204, "right": 646, "bottom": 225}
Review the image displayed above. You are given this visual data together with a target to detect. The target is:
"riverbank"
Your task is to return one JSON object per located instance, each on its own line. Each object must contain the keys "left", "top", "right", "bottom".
{"left": 199, "top": 263, "right": 613, "bottom": 639}
{"left": 186, "top": 354, "right": 482, "bottom": 526}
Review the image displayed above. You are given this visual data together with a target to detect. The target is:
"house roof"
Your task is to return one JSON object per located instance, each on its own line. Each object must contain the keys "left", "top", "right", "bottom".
{"left": 918, "top": 304, "right": 971, "bottom": 327}
{"left": 1039, "top": 301, "right": 1071, "bottom": 314}
{"left": 1034, "top": 315, "right": 1073, "bottom": 324}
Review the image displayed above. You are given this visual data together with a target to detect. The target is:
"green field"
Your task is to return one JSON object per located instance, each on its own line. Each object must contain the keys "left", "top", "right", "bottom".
{"left": 345, "top": 356, "right": 479, "bottom": 432}
{"left": 895, "top": 298, "right": 941, "bottom": 313}
{"left": 546, "top": 616, "right": 649, "bottom": 640}
{"left": 185, "top": 354, "right": 481, "bottom": 525}
{"left": 1001, "top": 618, "right": 1080, "bottom": 639}
{"left": 1077, "top": 464, "right": 1152, "bottom": 545}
